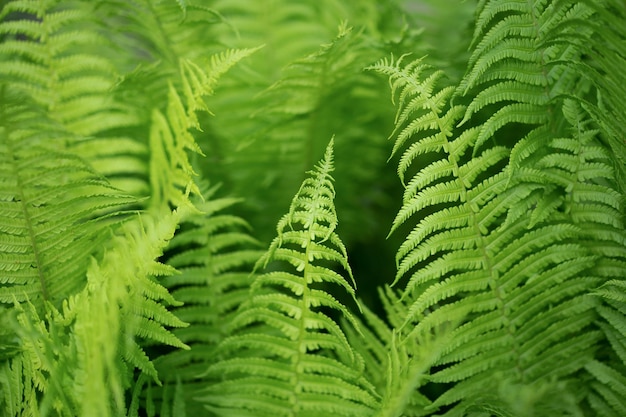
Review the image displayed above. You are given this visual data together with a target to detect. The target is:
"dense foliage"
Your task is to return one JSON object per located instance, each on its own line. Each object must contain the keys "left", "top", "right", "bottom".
{"left": 1, "top": 0, "right": 625, "bottom": 416}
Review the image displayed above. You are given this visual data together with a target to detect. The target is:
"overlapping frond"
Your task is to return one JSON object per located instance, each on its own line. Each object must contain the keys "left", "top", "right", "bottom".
{"left": 0, "top": 0, "right": 147, "bottom": 199}
{"left": 0, "top": 0, "right": 136, "bottom": 136}
{"left": 0, "top": 209, "right": 189, "bottom": 417}
{"left": 587, "top": 280, "right": 626, "bottom": 416}
{"left": 132, "top": 187, "right": 264, "bottom": 415}
{"left": 345, "top": 285, "right": 455, "bottom": 417}
{"left": 374, "top": 24, "right": 625, "bottom": 410}
{"left": 0, "top": 92, "right": 135, "bottom": 311}
{"left": 451, "top": 1, "right": 626, "bottom": 412}
{"left": 46, "top": 0, "right": 259, "bottom": 201}
{"left": 200, "top": 139, "right": 379, "bottom": 417}
{"left": 0, "top": 1, "right": 257, "bottom": 414}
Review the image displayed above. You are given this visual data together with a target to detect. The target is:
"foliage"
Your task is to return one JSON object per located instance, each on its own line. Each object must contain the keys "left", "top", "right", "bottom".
{"left": 0, "top": 0, "right": 624, "bottom": 416}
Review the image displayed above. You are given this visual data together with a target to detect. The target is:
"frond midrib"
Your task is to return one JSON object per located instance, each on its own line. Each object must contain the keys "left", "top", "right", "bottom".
{"left": 2, "top": 120, "right": 48, "bottom": 303}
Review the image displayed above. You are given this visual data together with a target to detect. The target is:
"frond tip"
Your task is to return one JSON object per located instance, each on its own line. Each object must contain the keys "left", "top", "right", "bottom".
{"left": 200, "top": 138, "right": 378, "bottom": 417}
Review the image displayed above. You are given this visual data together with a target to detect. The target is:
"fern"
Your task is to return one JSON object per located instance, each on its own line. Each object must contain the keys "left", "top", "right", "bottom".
{"left": 0, "top": 93, "right": 135, "bottom": 310}
{"left": 0, "top": 0, "right": 136, "bottom": 135}
{"left": 1, "top": 0, "right": 625, "bottom": 416}
{"left": 224, "top": 24, "right": 377, "bottom": 231}
{"left": 370, "top": 1, "right": 626, "bottom": 415}
{"left": 0, "top": 0, "right": 253, "bottom": 414}
{"left": 136, "top": 186, "right": 264, "bottom": 416}
{"left": 200, "top": 139, "right": 379, "bottom": 417}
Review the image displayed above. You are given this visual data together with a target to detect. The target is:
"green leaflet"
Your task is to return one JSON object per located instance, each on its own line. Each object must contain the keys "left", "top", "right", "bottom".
{"left": 200, "top": 139, "right": 379, "bottom": 417}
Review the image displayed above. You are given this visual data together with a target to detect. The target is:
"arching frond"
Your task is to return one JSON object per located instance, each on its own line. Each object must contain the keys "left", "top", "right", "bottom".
{"left": 0, "top": 92, "right": 135, "bottom": 311}
{"left": 374, "top": 30, "right": 625, "bottom": 412}
{"left": 0, "top": 208, "right": 189, "bottom": 417}
{"left": 0, "top": 0, "right": 136, "bottom": 136}
{"left": 200, "top": 139, "right": 379, "bottom": 417}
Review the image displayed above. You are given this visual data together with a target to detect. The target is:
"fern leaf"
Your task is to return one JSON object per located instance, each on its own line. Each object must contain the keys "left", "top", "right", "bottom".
{"left": 131, "top": 187, "right": 265, "bottom": 415}
{"left": 200, "top": 138, "right": 379, "bottom": 417}
{"left": 374, "top": 33, "right": 625, "bottom": 413}
{"left": 0, "top": 0, "right": 136, "bottom": 136}
{"left": 8, "top": 209, "right": 189, "bottom": 417}
{"left": 0, "top": 94, "right": 135, "bottom": 311}
{"left": 588, "top": 277, "right": 626, "bottom": 416}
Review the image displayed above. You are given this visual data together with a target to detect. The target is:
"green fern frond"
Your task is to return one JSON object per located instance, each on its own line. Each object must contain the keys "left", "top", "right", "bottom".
{"left": 202, "top": 11, "right": 397, "bottom": 244}
{"left": 0, "top": 94, "right": 136, "bottom": 311}
{"left": 0, "top": 84, "right": 204, "bottom": 415}
{"left": 48, "top": 0, "right": 259, "bottom": 201}
{"left": 207, "top": 0, "right": 361, "bottom": 75}
{"left": 0, "top": 0, "right": 136, "bottom": 136}
{"left": 458, "top": 0, "right": 626, "bottom": 170}
{"left": 346, "top": 286, "right": 459, "bottom": 417}
{"left": 0, "top": 0, "right": 148, "bottom": 199}
{"left": 367, "top": 55, "right": 467, "bottom": 186}
{"left": 0, "top": 0, "right": 250, "bottom": 408}
{"left": 588, "top": 278, "right": 626, "bottom": 416}
{"left": 373, "top": 39, "right": 625, "bottom": 414}
{"left": 144, "top": 48, "right": 259, "bottom": 210}
{"left": 131, "top": 186, "right": 265, "bottom": 415}
{"left": 0, "top": 209, "right": 188, "bottom": 417}
{"left": 509, "top": 96, "right": 626, "bottom": 416}
{"left": 585, "top": 360, "right": 626, "bottom": 417}
{"left": 217, "top": 24, "right": 374, "bottom": 234}
{"left": 200, "top": 139, "right": 379, "bottom": 417}
{"left": 343, "top": 300, "right": 390, "bottom": 391}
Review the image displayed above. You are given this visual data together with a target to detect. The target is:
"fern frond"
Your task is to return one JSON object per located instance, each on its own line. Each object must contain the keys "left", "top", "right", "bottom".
{"left": 218, "top": 23, "right": 359, "bottom": 228}
{"left": 0, "top": 0, "right": 137, "bottom": 136}
{"left": 49, "top": 0, "right": 259, "bottom": 201}
{"left": 587, "top": 277, "right": 626, "bottom": 416}
{"left": 200, "top": 139, "right": 379, "bottom": 417}
{"left": 585, "top": 360, "right": 626, "bottom": 417}
{"left": 0, "top": 209, "right": 188, "bottom": 417}
{"left": 458, "top": 0, "right": 626, "bottom": 172}
{"left": 0, "top": 93, "right": 136, "bottom": 311}
{"left": 128, "top": 186, "right": 265, "bottom": 415}
{"left": 367, "top": 55, "right": 467, "bottom": 186}
{"left": 0, "top": 1, "right": 249, "bottom": 407}
{"left": 373, "top": 39, "right": 625, "bottom": 413}
{"left": 145, "top": 47, "right": 259, "bottom": 210}
{"left": 343, "top": 297, "right": 391, "bottom": 392}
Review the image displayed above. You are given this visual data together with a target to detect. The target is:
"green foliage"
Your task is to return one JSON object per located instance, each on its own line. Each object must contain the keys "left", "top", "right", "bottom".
{"left": 198, "top": 139, "right": 378, "bottom": 417}
{"left": 0, "top": 0, "right": 624, "bottom": 416}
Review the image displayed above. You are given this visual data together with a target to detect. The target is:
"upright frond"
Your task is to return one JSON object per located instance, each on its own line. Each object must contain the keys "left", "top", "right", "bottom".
{"left": 200, "top": 139, "right": 379, "bottom": 417}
